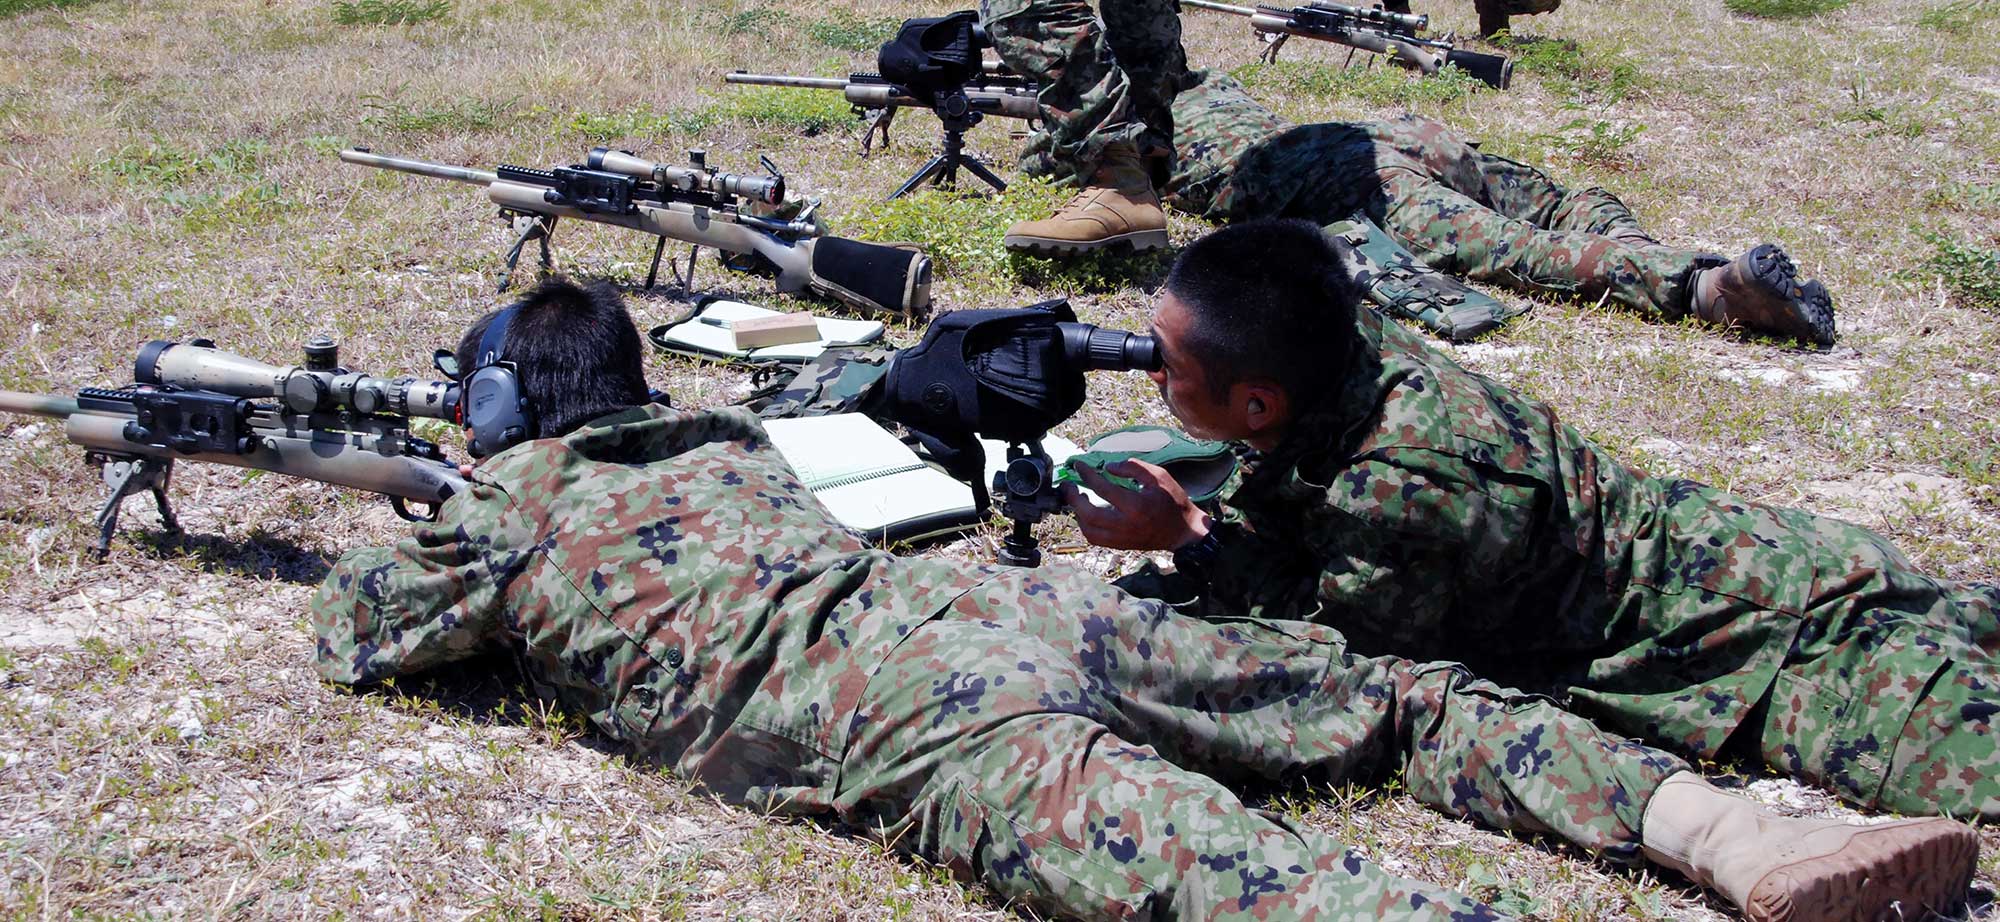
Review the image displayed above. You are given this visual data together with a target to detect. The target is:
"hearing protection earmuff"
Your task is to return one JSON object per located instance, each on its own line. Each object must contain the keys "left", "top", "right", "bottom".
{"left": 460, "top": 306, "right": 535, "bottom": 458}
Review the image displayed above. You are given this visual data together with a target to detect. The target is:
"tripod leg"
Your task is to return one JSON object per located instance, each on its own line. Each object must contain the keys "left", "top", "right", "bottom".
{"left": 962, "top": 156, "right": 1009, "bottom": 193}
{"left": 889, "top": 155, "right": 952, "bottom": 199}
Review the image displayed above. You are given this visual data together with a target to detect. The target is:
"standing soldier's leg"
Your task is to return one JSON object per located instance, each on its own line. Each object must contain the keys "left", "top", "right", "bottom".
{"left": 987, "top": 0, "right": 1175, "bottom": 252}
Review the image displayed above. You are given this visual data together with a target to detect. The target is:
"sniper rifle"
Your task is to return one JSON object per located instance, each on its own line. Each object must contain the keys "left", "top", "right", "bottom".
{"left": 342, "top": 146, "right": 933, "bottom": 317}
{"left": 0, "top": 337, "right": 468, "bottom": 557}
{"left": 1184, "top": 0, "right": 1513, "bottom": 89}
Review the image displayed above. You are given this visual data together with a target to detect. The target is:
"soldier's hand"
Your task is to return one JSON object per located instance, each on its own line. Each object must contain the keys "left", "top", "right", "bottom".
{"left": 1062, "top": 459, "right": 1211, "bottom": 551}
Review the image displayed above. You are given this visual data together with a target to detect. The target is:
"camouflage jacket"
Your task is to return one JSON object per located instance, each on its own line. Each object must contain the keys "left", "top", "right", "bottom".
{"left": 308, "top": 404, "right": 991, "bottom": 807}
{"left": 1192, "top": 310, "right": 1827, "bottom": 756}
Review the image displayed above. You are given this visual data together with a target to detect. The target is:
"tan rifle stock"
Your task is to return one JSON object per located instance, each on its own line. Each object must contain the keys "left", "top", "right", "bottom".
{"left": 340, "top": 148, "right": 933, "bottom": 316}
{"left": 0, "top": 340, "right": 468, "bottom": 556}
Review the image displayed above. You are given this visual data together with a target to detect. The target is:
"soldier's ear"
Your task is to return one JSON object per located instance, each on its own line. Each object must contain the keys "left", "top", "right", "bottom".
{"left": 1238, "top": 380, "right": 1289, "bottom": 447}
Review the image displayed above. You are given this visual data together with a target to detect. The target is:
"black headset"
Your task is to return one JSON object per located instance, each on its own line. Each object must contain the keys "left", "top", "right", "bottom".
{"left": 460, "top": 306, "right": 536, "bottom": 458}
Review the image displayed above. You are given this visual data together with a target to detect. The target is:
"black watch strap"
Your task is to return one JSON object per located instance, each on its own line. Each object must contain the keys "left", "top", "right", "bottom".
{"left": 1171, "top": 529, "right": 1224, "bottom": 578}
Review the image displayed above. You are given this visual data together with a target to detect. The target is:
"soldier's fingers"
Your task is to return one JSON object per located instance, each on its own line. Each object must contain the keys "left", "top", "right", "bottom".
{"left": 1071, "top": 462, "right": 1141, "bottom": 509}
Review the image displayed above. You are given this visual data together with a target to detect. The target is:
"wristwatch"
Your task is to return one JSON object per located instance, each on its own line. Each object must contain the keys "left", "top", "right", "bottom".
{"left": 1171, "top": 528, "right": 1224, "bottom": 579}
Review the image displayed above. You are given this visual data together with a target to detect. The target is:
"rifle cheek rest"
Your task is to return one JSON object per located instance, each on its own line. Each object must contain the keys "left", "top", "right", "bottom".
{"left": 809, "top": 238, "right": 934, "bottom": 318}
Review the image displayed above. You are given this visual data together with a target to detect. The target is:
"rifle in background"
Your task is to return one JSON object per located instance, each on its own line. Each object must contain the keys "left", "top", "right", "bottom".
{"left": 342, "top": 146, "right": 933, "bottom": 317}
{"left": 1, "top": 337, "right": 466, "bottom": 557}
{"left": 1184, "top": 0, "right": 1513, "bottom": 90}
{"left": 723, "top": 72, "right": 1038, "bottom": 198}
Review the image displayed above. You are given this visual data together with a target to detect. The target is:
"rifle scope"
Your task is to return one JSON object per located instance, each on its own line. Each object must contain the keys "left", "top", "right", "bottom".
{"left": 136, "top": 338, "right": 460, "bottom": 420}
{"left": 1314, "top": 0, "right": 1428, "bottom": 33}
{"left": 1059, "top": 322, "right": 1162, "bottom": 373}
{"left": 586, "top": 147, "right": 784, "bottom": 205}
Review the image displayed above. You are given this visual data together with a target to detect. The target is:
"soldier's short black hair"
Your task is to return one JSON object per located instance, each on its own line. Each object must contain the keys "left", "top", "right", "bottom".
{"left": 456, "top": 278, "right": 652, "bottom": 439}
{"left": 1163, "top": 219, "right": 1362, "bottom": 402}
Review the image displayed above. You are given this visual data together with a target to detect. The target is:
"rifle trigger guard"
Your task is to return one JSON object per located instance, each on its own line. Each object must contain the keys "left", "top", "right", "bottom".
{"left": 391, "top": 495, "right": 443, "bottom": 523}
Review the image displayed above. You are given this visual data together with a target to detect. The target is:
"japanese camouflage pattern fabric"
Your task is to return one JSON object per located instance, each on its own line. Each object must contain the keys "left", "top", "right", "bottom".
{"left": 310, "top": 403, "right": 1692, "bottom": 921}
{"left": 1172, "top": 308, "right": 2000, "bottom": 820}
{"left": 744, "top": 345, "right": 895, "bottom": 419}
{"left": 985, "top": 0, "right": 1194, "bottom": 184}
{"left": 1162, "top": 72, "right": 1720, "bottom": 321}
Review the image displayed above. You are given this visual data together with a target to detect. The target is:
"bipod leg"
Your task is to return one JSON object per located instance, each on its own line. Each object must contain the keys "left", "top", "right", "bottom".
{"left": 996, "top": 519, "right": 1041, "bottom": 567}
{"left": 497, "top": 214, "right": 558, "bottom": 293}
{"left": 92, "top": 455, "right": 174, "bottom": 559}
{"left": 889, "top": 155, "right": 953, "bottom": 199}
{"left": 645, "top": 235, "right": 669, "bottom": 290}
{"left": 961, "top": 156, "right": 1008, "bottom": 193}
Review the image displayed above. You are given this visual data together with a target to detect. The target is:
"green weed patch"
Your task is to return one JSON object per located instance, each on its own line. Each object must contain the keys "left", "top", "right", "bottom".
{"left": 0, "top": 0, "right": 96, "bottom": 17}
{"left": 1918, "top": 0, "right": 2000, "bottom": 31}
{"left": 842, "top": 180, "right": 1171, "bottom": 293}
{"left": 361, "top": 95, "right": 513, "bottom": 135}
{"left": 332, "top": 0, "right": 450, "bottom": 26}
{"left": 1724, "top": 0, "right": 1851, "bottom": 18}
{"left": 1922, "top": 232, "right": 2000, "bottom": 313}
{"left": 1230, "top": 59, "right": 1486, "bottom": 108}
{"left": 807, "top": 9, "right": 900, "bottom": 51}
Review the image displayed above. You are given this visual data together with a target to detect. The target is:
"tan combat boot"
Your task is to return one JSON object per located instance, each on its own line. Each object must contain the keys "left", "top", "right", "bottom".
{"left": 1691, "top": 243, "right": 1837, "bottom": 347}
{"left": 1003, "top": 148, "right": 1169, "bottom": 256}
{"left": 1640, "top": 773, "right": 1979, "bottom": 922}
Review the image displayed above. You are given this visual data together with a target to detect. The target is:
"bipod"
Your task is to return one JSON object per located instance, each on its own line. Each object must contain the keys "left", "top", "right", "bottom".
{"left": 496, "top": 212, "right": 558, "bottom": 293}
{"left": 90, "top": 452, "right": 178, "bottom": 559}
{"left": 889, "top": 91, "right": 1008, "bottom": 199}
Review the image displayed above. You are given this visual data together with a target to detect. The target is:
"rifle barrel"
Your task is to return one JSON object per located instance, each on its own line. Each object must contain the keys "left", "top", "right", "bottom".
{"left": 0, "top": 391, "right": 81, "bottom": 420}
{"left": 725, "top": 73, "right": 852, "bottom": 91}
{"left": 1183, "top": 0, "right": 1258, "bottom": 13}
{"left": 340, "top": 148, "right": 499, "bottom": 187}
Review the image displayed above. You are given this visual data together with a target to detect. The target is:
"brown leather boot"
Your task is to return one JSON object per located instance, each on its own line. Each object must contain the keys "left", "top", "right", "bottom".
{"left": 1692, "top": 243, "right": 1837, "bottom": 347}
{"left": 1003, "top": 149, "right": 1168, "bottom": 255}
{"left": 1475, "top": 0, "right": 1511, "bottom": 36}
{"left": 1640, "top": 774, "right": 1979, "bottom": 922}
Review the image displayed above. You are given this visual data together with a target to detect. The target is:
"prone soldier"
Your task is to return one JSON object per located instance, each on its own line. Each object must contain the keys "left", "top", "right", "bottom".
{"left": 310, "top": 278, "right": 1975, "bottom": 922}
{"left": 986, "top": 0, "right": 1834, "bottom": 345}
{"left": 1060, "top": 219, "right": 2000, "bottom": 834}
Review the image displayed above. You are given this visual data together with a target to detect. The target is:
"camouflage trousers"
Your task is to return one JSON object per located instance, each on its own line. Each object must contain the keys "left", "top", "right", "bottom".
{"left": 1745, "top": 523, "right": 2000, "bottom": 820}
{"left": 1166, "top": 76, "right": 1715, "bottom": 320}
{"left": 984, "top": 0, "right": 1191, "bottom": 183}
{"left": 830, "top": 568, "right": 1686, "bottom": 921}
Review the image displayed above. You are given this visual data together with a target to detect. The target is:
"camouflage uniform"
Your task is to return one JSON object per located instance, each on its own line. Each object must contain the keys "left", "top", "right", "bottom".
{"left": 310, "top": 403, "right": 1693, "bottom": 921}
{"left": 986, "top": 0, "right": 1193, "bottom": 183}
{"left": 988, "top": 0, "right": 1711, "bottom": 321}
{"left": 1158, "top": 308, "right": 2000, "bottom": 820}
{"left": 1162, "top": 72, "right": 1717, "bottom": 321}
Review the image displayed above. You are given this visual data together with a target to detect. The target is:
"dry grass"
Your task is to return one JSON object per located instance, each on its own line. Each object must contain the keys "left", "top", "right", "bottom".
{"left": 0, "top": 0, "right": 1995, "bottom": 917}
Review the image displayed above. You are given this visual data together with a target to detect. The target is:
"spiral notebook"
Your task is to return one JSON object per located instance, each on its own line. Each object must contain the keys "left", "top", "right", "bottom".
{"left": 763, "top": 414, "right": 1079, "bottom": 544}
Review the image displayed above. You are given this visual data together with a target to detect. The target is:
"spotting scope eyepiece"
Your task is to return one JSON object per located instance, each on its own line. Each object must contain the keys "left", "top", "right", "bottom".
{"left": 1058, "top": 322, "right": 1162, "bottom": 373}
{"left": 586, "top": 146, "right": 786, "bottom": 205}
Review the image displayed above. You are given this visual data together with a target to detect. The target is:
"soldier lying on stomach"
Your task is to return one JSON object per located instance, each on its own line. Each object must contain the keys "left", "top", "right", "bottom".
{"left": 311, "top": 277, "right": 1975, "bottom": 922}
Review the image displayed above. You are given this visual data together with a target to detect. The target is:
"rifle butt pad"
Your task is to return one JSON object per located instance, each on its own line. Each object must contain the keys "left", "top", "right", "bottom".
{"left": 808, "top": 237, "right": 934, "bottom": 318}
{"left": 1445, "top": 48, "right": 1513, "bottom": 90}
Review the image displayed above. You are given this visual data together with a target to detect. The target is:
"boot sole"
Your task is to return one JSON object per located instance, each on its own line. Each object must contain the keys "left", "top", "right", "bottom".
{"left": 1743, "top": 818, "right": 1979, "bottom": 922}
{"left": 1001, "top": 229, "right": 1170, "bottom": 255}
{"left": 1714, "top": 243, "right": 1838, "bottom": 348}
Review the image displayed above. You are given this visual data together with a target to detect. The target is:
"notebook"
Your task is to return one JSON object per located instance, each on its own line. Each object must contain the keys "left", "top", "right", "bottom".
{"left": 762, "top": 414, "right": 1081, "bottom": 544}
{"left": 649, "top": 299, "right": 886, "bottom": 364}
